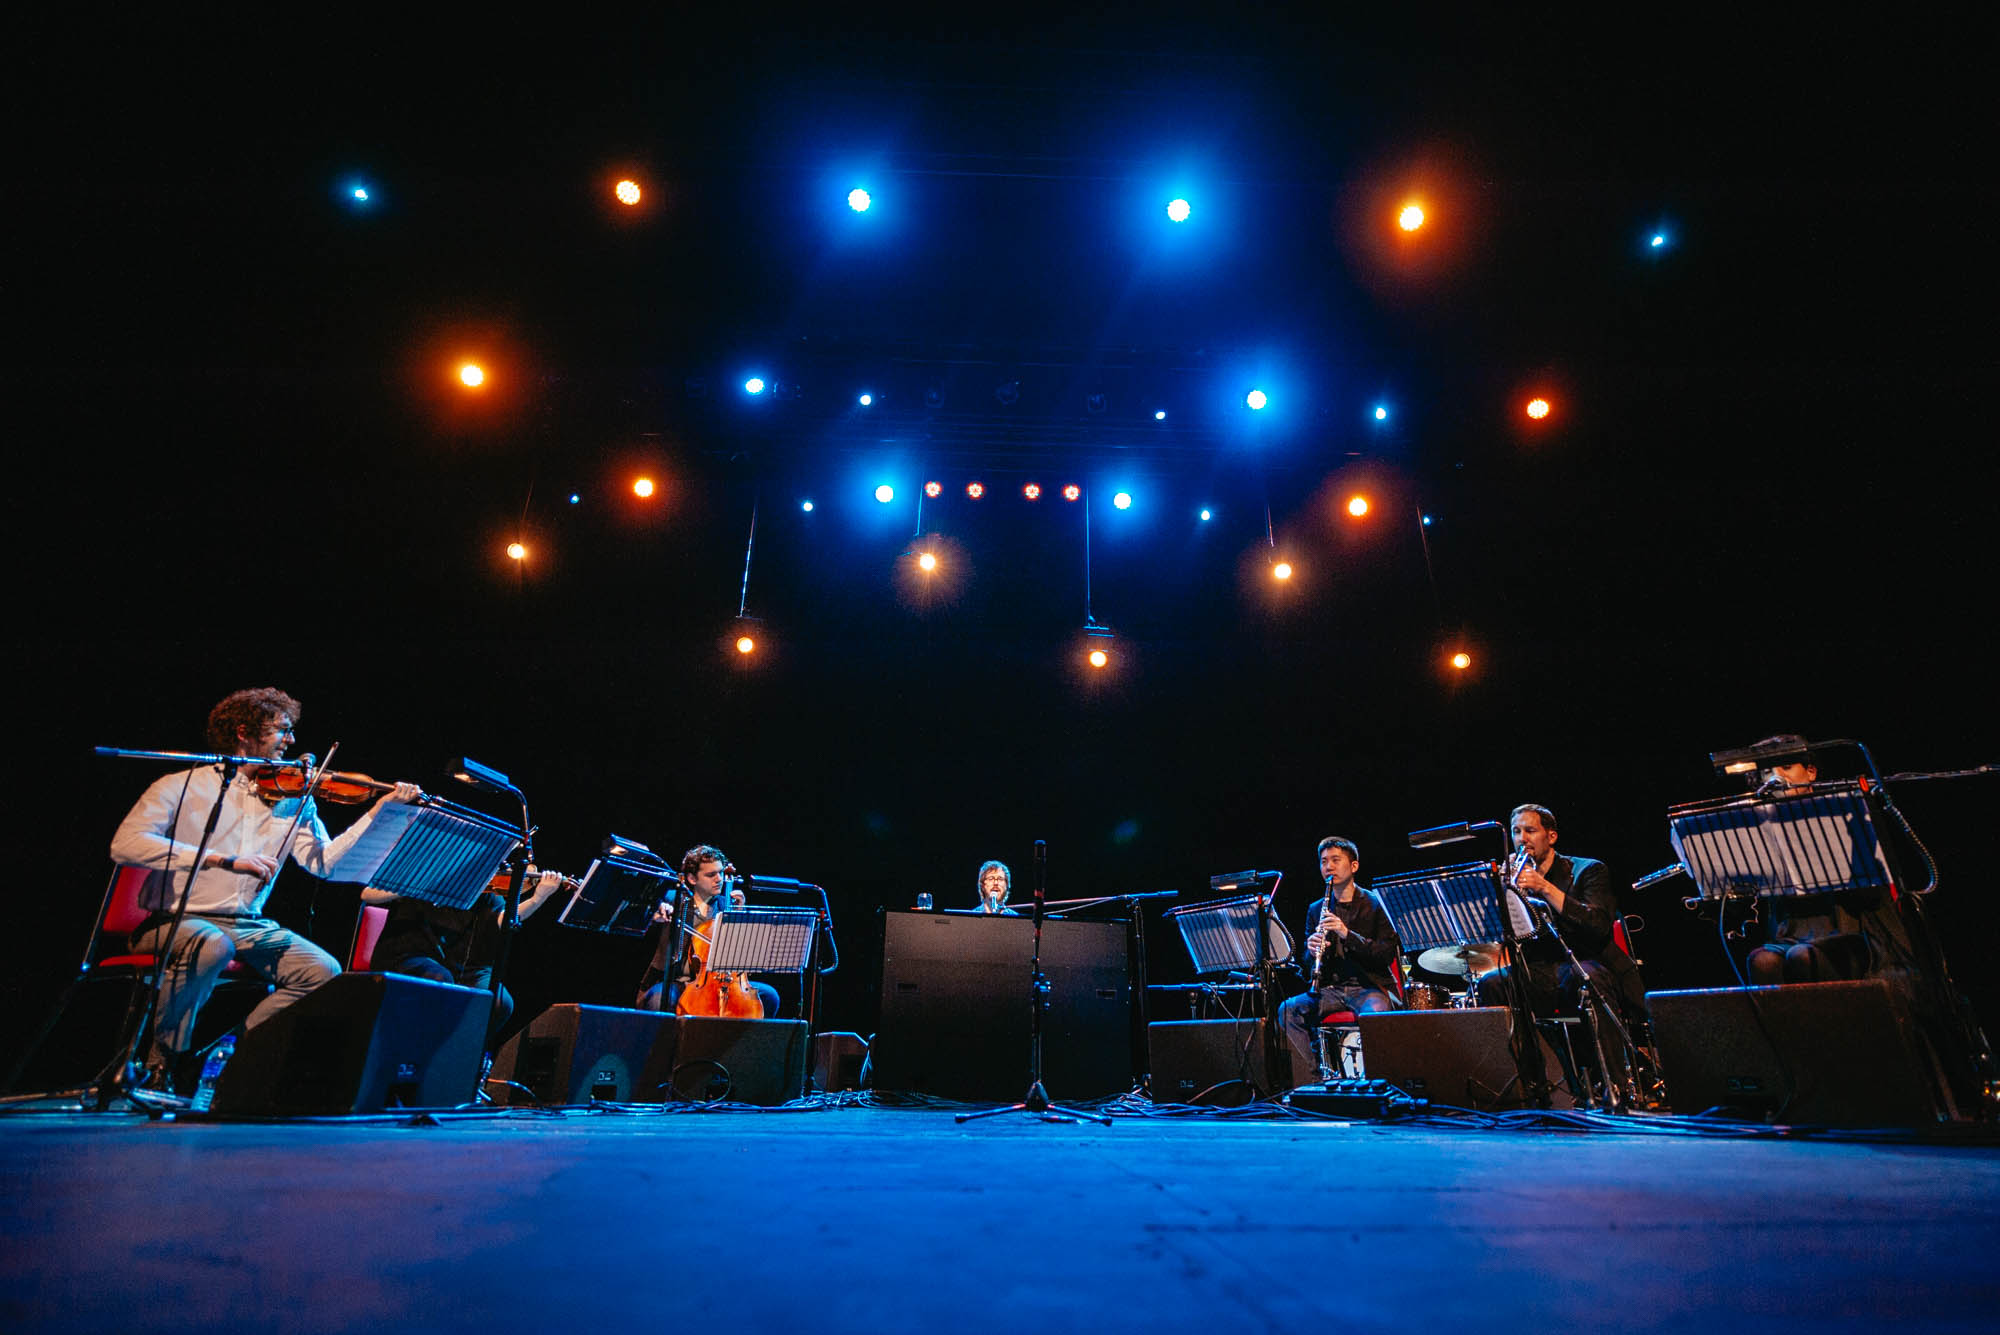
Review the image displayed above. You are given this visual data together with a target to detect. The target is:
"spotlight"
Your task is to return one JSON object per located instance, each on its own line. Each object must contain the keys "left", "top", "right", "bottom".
{"left": 918, "top": 551, "right": 938, "bottom": 572}
{"left": 1199, "top": 508, "right": 1212, "bottom": 522}
{"left": 1084, "top": 616, "right": 1114, "bottom": 669}
{"left": 875, "top": 485, "right": 895, "bottom": 504}
{"left": 1450, "top": 651, "right": 1472, "bottom": 670}
{"left": 1246, "top": 389, "right": 1267, "bottom": 410}
{"left": 848, "top": 188, "right": 871, "bottom": 212}
{"left": 1399, "top": 203, "right": 1426, "bottom": 231}
{"left": 1166, "top": 198, "right": 1191, "bottom": 222}
{"left": 744, "top": 377, "right": 766, "bottom": 395}
{"left": 634, "top": 478, "right": 656, "bottom": 499}
{"left": 1089, "top": 649, "right": 1109, "bottom": 669}
{"left": 1112, "top": 492, "right": 1132, "bottom": 511}
{"left": 858, "top": 393, "right": 874, "bottom": 406}
{"left": 1023, "top": 483, "right": 1042, "bottom": 501}
{"left": 1061, "top": 485, "right": 1081, "bottom": 502}
{"left": 966, "top": 482, "right": 985, "bottom": 499}
{"left": 1650, "top": 232, "right": 1667, "bottom": 249}
{"left": 924, "top": 481, "right": 942, "bottom": 498}
{"left": 350, "top": 185, "right": 370, "bottom": 203}
{"left": 1346, "top": 495, "right": 1369, "bottom": 518}
{"left": 1373, "top": 405, "right": 1389, "bottom": 421}
{"left": 802, "top": 500, "right": 815, "bottom": 512}
{"left": 506, "top": 542, "right": 526, "bottom": 561}
{"left": 1420, "top": 512, "right": 1432, "bottom": 527}
{"left": 1154, "top": 410, "right": 1167, "bottom": 421}
{"left": 1526, "top": 397, "right": 1551, "bottom": 420}
{"left": 568, "top": 494, "right": 580, "bottom": 505}
{"left": 615, "top": 179, "right": 642, "bottom": 206}
{"left": 1272, "top": 561, "right": 1293, "bottom": 581}
{"left": 736, "top": 635, "right": 756, "bottom": 655}
{"left": 459, "top": 363, "right": 486, "bottom": 388}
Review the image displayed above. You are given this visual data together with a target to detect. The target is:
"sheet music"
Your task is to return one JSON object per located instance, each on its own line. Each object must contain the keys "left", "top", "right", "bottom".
{"left": 1670, "top": 792, "right": 1892, "bottom": 898}
{"left": 323, "top": 799, "right": 421, "bottom": 883}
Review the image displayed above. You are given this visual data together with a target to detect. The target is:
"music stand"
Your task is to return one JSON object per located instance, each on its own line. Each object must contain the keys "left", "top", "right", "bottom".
{"left": 335, "top": 799, "right": 523, "bottom": 910}
{"left": 1669, "top": 786, "right": 1894, "bottom": 901}
{"left": 1165, "top": 896, "right": 1295, "bottom": 975}
{"left": 558, "top": 853, "right": 675, "bottom": 937}
{"left": 1373, "top": 860, "right": 1530, "bottom": 961}
{"left": 707, "top": 907, "right": 820, "bottom": 976}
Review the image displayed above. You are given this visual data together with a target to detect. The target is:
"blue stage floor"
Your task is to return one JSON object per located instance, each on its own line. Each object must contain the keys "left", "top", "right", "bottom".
{"left": 5, "top": 1102, "right": 1999, "bottom": 1334}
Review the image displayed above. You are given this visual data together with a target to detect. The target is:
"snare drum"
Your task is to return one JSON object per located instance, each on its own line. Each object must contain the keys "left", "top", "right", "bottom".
{"left": 1402, "top": 982, "right": 1450, "bottom": 1011}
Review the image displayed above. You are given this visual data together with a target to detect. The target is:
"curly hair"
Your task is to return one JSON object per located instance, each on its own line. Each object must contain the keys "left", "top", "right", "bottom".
{"left": 1508, "top": 803, "right": 1558, "bottom": 834}
{"left": 976, "top": 859, "right": 1012, "bottom": 900}
{"left": 680, "top": 844, "right": 729, "bottom": 878}
{"left": 205, "top": 688, "right": 302, "bottom": 753}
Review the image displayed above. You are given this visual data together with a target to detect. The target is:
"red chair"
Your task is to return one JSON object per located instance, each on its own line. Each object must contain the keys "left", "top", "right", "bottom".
{"left": 4, "top": 866, "right": 266, "bottom": 1092}
{"left": 348, "top": 904, "right": 390, "bottom": 972}
{"left": 1313, "top": 957, "right": 1407, "bottom": 1080}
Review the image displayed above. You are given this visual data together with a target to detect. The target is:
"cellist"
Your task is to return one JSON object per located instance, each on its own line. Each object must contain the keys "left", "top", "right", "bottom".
{"left": 634, "top": 844, "right": 780, "bottom": 1017}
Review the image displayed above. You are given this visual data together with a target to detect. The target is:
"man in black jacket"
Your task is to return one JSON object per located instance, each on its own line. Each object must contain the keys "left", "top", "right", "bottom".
{"left": 1486, "top": 803, "right": 1645, "bottom": 1020}
{"left": 1276, "top": 836, "right": 1402, "bottom": 1083}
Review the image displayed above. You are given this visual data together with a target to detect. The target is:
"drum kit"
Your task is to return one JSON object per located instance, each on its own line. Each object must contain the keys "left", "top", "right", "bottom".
{"left": 1405, "top": 941, "right": 1504, "bottom": 1009}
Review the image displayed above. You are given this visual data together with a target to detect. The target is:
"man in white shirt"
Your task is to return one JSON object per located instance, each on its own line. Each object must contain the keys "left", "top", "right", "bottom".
{"left": 109, "top": 687, "right": 420, "bottom": 1090}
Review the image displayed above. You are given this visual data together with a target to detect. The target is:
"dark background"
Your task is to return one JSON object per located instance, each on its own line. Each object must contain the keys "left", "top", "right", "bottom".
{"left": 9, "top": 13, "right": 1994, "bottom": 1072}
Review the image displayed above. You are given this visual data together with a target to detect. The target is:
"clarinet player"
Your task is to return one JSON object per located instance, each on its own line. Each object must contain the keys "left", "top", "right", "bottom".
{"left": 1276, "top": 836, "right": 1403, "bottom": 1084}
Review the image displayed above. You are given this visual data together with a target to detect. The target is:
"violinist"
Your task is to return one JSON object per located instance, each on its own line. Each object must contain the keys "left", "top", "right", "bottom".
{"left": 635, "top": 844, "right": 780, "bottom": 1016}
{"left": 362, "top": 867, "right": 570, "bottom": 1039}
{"left": 108, "top": 687, "right": 421, "bottom": 1094}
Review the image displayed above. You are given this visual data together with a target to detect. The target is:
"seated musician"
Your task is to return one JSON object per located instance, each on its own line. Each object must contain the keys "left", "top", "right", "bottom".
{"left": 108, "top": 687, "right": 421, "bottom": 1093}
{"left": 1482, "top": 803, "right": 1645, "bottom": 1025}
{"left": 361, "top": 867, "right": 569, "bottom": 1039}
{"left": 1276, "top": 837, "right": 1402, "bottom": 1084}
{"left": 635, "top": 844, "right": 781, "bottom": 1016}
{"left": 973, "top": 859, "right": 1019, "bottom": 915}
{"left": 1741, "top": 735, "right": 1909, "bottom": 987}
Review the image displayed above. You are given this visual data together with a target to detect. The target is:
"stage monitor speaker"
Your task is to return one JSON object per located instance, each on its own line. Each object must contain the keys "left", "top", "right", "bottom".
{"left": 872, "top": 911, "right": 1133, "bottom": 1101}
{"left": 1357, "top": 1007, "right": 1578, "bottom": 1111}
{"left": 672, "top": 1017, "right": 808, "bottom": 1105}
{"left": 489, "top": 1004, "right": 677, "bottom": 1106}
{"left": 1148, "top": 1019, "right": 1283, "bottom": 1105}
{"left": 1647, "top": 980, "right": 1940, "bottom": 1125}
{"left": 211, "top": 973, "right": 488, "bottom": 1115}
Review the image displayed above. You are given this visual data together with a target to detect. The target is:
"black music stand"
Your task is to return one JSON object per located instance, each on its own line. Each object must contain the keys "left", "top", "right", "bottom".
{"left": 958, "top": 840, "right": 1111, "bottom": 1125}
{"left": 557, "top": 839, "right": 676, "bottom": 938}
{"left": 1164, "top": 882, "right": 1293, "bottom": 1098}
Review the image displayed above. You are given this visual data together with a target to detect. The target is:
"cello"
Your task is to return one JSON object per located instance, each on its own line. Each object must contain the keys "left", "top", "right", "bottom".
{"left": 671, "top": 881, "right": 766, "bottom": 1019}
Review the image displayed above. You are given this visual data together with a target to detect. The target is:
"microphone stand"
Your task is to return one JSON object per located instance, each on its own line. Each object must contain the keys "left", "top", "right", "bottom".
{"left": 1515, "top": 885, "right": 1645, "bottom": 1112}
{"left": 1491, "top": 855, "right": 1556, "bottom": 1110}
{"left": 958, "top": 840, "right": 1111, "bottom": 1125}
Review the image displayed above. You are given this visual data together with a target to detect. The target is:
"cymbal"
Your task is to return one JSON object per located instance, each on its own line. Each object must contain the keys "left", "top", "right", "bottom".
{"left": 1415, "top": 943, "right": 1503, "bottom": 978}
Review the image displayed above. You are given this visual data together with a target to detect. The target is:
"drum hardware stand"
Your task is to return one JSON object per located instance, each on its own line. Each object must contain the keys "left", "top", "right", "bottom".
{"left": 1517, "top": 895, "right": 1649, "bottom": 1111}
{"left": 959, "top": 840, "right": 1111, "bottom": 1126}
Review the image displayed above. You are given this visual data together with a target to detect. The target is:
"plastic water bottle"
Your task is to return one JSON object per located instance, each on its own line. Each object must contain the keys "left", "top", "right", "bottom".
{"left": 916, "top": 893, "right": 933, "bottom": 911}
{"left": 190, "top": 1035, "right": 236, "bottom": 1111}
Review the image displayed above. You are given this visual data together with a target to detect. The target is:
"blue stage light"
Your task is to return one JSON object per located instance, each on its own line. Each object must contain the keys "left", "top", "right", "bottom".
{"left": 1421, "top": 513, "right": 1433, "bottom": 527}
{"left": 568, "top": 493, "right": 580, "bottom": 505}
{"left": 1166, "top": 198, "right": 1191, "bottom": 222}
{"left": 351, "top": 186, "right": 369, "bottom": 202}
{"left": 1246, "top": 390, "right": 1268, "bottom": 410}
{"left": 848, "top": 188, "right": 871, "bottom": 213}
{"left": 802, "top": 500, "right": 815, "bottom": 512}
{"left": 874, "top": 485, "right": 895, "bottom": 504}
{"left": 1373, "top": 405, "right": 1389, "bottom": 421}
{"left": 858, "top": 393, "right": 873, "bottom": 406}
{"left": 1154, "top": 410, "right": 1167, "bottom": 421}
{"left": 744, "top": 377, "right": 766, "bottom": 395}
{"left": 1112, "top": 492, "right": 1133, "bottom": 511}
{"left": 1651, "top": 234, "right": 1665, "bottom": 248}
{"left": 1199, "top": 508, "right": 1212, "bottom": 522}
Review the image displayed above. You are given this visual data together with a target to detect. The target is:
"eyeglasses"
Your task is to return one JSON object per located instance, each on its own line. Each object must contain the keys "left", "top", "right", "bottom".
{"left": 264, "top": 722, "right": 297, "bottom": 737}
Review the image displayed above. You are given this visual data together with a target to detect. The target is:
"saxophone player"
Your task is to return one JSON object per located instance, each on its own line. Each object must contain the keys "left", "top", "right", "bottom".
{"left": 1276, "top": 837, "right": 1403, "bottom": 1085}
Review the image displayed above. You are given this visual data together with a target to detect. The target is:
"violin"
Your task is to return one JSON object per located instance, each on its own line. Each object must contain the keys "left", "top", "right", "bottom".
{"left": 673, "top": 899, "right": 766, "bottom": 1020}
{"left": 248, "top": 761, "right": 414, "bottom": 806}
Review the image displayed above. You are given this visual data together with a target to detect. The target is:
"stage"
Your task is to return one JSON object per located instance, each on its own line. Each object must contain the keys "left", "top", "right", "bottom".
{"left": 5, "top": 1101, "right": 1998, "bottom": 1333}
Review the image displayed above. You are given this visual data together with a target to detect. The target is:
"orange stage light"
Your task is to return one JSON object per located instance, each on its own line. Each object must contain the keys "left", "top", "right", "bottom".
{"left": 966, "top": 482, "right": 985, "bottom": 499}
{"left": 1451, "top": 651, "right": 1472, "bottom": 670}
{"left": 1088, "top": 649, "right": 1108, "bottom": 669}
{"left": 506, "top": 542, "right": 526, "bottom": 561}
{"left": 1272, "top": 561, "right": 1293, "bottom": 581}
{"left": 918, "top": 551, "right": 938, "bottom": 572}
{"left": 1398, "top": 203, "right": 1426, "bottom": 231}
{"left": 735, "top": 636, "right": 755, "bottom": 655}
{"left": 615, "top": 179, "right": 642, "bottom": 206}
{"left": 1526, "top": 397, "right": 1551, "bottom": 420}
{"left": 924, "top": 481, "right": 942, "bottom": 498}
{"left": 633, "top": 477, "right": 655, "bottom": 498}
{"left": 459, "top": 363, "right": 486, "bottom": 388}
{"left": 1346, "top": 495, "right": 1370, "bottom": 518}
{"left": 1023, "top": 483, "right": 1042, "bottom": 501}
{"left": 1062, "top": 484, "right": 1081, "bottom": 502}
